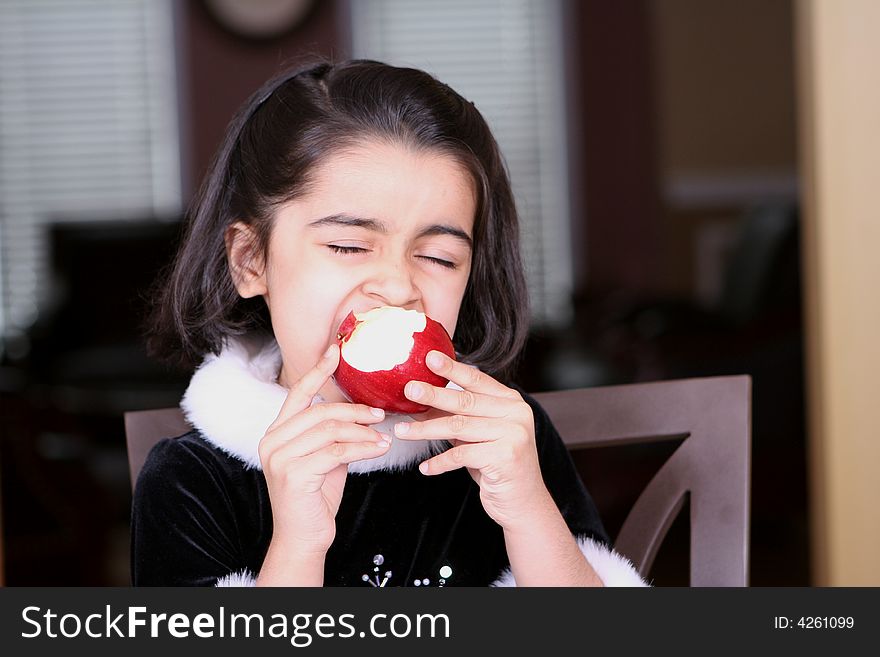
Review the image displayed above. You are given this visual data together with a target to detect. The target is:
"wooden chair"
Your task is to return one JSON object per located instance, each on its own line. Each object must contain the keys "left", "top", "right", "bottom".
{"left": 124, "top": 374, "right": 751, "bottom": 586}
{"left": 533, "top": 375, "right": 751, "bottom": 586}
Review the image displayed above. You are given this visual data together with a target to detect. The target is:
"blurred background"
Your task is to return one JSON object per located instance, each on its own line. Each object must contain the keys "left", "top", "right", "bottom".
{"left": 0, "top": 0, "right": 877, "bottom": 586}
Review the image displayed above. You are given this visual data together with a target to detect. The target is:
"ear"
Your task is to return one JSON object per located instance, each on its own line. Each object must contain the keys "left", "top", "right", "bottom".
{"left": 225, "top": 221, "right": 268, "bottom": 298}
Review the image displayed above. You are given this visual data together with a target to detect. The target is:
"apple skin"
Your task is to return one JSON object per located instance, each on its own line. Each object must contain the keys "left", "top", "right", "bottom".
{"left": 333, "top": 309, "right": 457, "bottom": 414}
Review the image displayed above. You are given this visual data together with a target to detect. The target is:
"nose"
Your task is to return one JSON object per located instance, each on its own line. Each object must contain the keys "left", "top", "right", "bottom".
{"left": 361, "top": 253, "right": 421, "bottom": 309}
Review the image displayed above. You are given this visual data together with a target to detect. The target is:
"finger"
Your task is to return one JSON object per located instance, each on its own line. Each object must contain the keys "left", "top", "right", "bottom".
{"left": 268, "top": 344, "right": 340, "bottom": 430}
{"left": 393, "top": 414, "right": 509, "bottom": 443}
{"left": 260, "top": 402, "right": 385, "bottom": 454}
{"left": 424, "top": 351, "right": 520, "bottom": 398}
{"left": 273, "top": 402, "right": 386, "bottom": 436}
{"left": 418, "top": 442, "right": 496, "bottom": 476}
{"left": 402, "top": 379, "right": 518, "bottom": 418}
{"left": 300, "top": 440, "right": 393, "bottom": 475}
{"left": 275, "top": 420, "right": 392, "bottom": 459}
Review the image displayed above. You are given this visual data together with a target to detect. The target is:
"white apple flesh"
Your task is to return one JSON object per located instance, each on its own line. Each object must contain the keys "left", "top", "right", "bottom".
{"left": 333, "top": 306, "right": 456, "bottom": 414}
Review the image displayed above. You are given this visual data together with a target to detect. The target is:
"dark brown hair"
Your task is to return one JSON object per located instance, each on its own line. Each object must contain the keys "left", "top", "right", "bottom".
{"left": 146, "top": 59, "right": 529, "bottom": 382}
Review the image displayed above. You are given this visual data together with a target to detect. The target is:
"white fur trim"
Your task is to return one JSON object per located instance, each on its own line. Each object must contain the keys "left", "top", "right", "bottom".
{"left": 489, "top": 567, "right": 517, "bottom": 587}
{"left": 490, "top": 535, "right": 651, "bottom": 587}
{"left": 215, "top": 569, "right": 257, "bottom": 587}
{"left": 181, "top": 335, "right": 286, "bottom": 469}
{"left": 181, "top": 334, "right": 458, "bottom": 473}
{"left": 576, "top": 536, "right": 651, "bottom": 586}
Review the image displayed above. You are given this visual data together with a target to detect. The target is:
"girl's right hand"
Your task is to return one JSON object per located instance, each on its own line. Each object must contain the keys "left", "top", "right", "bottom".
{"left": 258, "top": 343, "right": 390, "bottom": 557}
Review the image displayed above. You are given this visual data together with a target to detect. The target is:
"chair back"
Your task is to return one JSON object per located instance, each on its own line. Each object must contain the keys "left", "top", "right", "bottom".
{"left": 532, "top": 375, "right": 751, "bottom": 586}
{"left": 124, "top": 407, "right": 191, "bottom": 494}
{"left": 124, "top": 374, "right": 751, "bottom": 586}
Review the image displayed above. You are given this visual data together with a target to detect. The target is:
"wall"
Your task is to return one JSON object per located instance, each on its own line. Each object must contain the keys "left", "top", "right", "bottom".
{"left": 179, "top": 0, "right": 346, "bottom": 197}
{"left": 797, "top": 0, "right": 880, "bottom": 586}
{"left": 649, "top": 0, "right": 797, "bottom": 299}
{"left": 570, "top": 0, "right": 662, "bottom": 296}
{"left": 570, "top": 0, "right": 797, "bottom": 301}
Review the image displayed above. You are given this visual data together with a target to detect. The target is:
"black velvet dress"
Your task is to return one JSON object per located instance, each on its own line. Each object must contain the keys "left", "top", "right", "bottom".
{"left": 131, "top": 390, "right": 610, "bottom": 587}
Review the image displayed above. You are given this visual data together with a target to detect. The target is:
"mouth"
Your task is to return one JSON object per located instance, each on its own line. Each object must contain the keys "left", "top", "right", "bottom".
{"left": 335, "top": 309, "right": 360, "bottom": 342}
{"left": 335, "top": 305, "right": 398, "bottom": 341}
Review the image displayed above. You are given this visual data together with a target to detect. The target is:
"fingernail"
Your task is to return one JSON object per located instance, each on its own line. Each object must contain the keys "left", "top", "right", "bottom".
{"left": 323, "top": 345, "right": 336, "bottom": 360}
{"left": 406, "top": 382, "right": 423, "bottom": 400}
{"left": 370, "top": 407, "right": 385, "bottom": 418}
{"left": 419, "top": 462, "right": 429, "bottom": 474}
{"left": 427, "top": 351, "right": 444, "bottom": 369}
{"left": 377, "top": 434, "right": 391, "bottom": 447}
{"left": 394, "top": 422, "right": 409, "bottom": 436}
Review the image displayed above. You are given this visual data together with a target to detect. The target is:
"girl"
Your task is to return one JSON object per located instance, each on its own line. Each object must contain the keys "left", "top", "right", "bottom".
{"left": 133, "top": 59, "right": 647, "bottom": 587}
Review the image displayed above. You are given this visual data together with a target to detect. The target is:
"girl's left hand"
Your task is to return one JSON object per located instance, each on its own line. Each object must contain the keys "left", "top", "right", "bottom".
{"left": 393, "top": 350, "right": 555, "bottom": 531}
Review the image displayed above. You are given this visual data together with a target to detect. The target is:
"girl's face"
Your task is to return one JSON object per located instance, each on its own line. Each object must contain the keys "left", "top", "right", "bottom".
{"left": 227, "top": 140, "right": 477, "bottom": 404}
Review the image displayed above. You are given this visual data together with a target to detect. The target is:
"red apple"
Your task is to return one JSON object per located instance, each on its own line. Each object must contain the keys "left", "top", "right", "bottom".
{"left": 333, "top": 306, "right": 457, "bottom": 414}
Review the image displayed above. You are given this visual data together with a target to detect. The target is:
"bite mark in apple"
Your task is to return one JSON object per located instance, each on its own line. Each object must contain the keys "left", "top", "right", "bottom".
{"left": 333, "top": 306, "right": 456, "bottom": 414}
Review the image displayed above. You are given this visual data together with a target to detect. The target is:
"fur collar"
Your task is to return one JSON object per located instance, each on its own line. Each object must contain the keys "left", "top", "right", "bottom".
{"left": 180, "top": 334, "right": 451, "bottom": 474}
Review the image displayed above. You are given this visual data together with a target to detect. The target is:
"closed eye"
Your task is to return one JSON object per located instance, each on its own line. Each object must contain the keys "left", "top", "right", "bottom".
{"left": 419, "top": 256, "right": 456, "bottom": 269}
{"left": 327, "top": 245, "right": 368, "bottom": 255}
{"left": 327, "top": 245, "right": 457, "bottom": 269}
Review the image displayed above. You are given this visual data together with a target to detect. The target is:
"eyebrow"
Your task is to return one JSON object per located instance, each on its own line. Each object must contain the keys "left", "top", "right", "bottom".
{"left": 307, "top": 214, "right": 473, "bottom": 249}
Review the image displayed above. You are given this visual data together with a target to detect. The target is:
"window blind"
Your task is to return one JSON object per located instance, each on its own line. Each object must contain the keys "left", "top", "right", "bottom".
{"left": 0, "top": 0, "right": 181, "bottom": 347}
{"left": 350, "top": 0, "right": 573, "bottom": 326}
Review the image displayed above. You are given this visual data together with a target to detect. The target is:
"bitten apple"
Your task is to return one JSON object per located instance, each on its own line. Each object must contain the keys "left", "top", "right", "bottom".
{"left": 333, "top": 306, "right": 457, "bottom": 414}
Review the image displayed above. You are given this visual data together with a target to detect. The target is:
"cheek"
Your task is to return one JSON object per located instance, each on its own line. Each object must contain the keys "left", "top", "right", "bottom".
{"left": 264, "top": 267, "right": 350, "bottom": 345}
{"left": 422, "top": 276, "right": 469, "bottom": 339}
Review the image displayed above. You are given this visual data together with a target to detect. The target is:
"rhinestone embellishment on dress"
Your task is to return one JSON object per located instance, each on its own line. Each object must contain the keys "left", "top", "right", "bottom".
{"left": 361, "top": 554, "right": 454, "bottom": 587}
{"left": 361, "top": 554, "right": 393, "bottom": 587}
